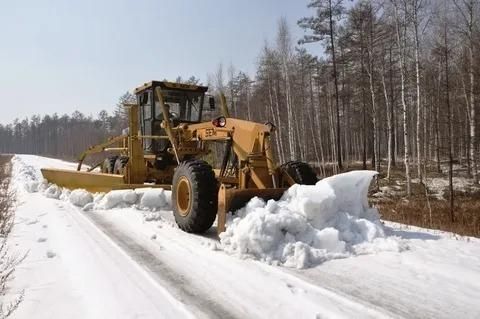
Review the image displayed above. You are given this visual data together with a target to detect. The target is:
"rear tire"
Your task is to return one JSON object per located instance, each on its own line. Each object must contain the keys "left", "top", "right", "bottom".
{"left": 114, "top": 156, "right": 129, "bottom": 174}
{"left": 172, "top": 160, "right": 218, "bottom": 233}
{"left": 280, "top": 161, "right": 318, "bottom": 186}
{"left": 102, "top": 156, "right": 118, "bottom": 174}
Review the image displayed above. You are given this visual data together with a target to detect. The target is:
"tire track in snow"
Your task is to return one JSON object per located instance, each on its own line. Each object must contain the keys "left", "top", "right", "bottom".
{"left": 13, "top": 194, "right": 194, "bottom": 319}
{"left": 83, "top": 210, "right": 395, "bottom": 319}
{"left": 83, "top": 212, "right": 238, "bottom": 319}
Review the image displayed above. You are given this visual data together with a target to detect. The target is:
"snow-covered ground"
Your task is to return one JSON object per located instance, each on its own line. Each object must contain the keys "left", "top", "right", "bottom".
{"left": 373, "top": 173, "right": 480, "bottom": 200}
{"left": 6, "top": 154, "right": 480, "bottom": 318}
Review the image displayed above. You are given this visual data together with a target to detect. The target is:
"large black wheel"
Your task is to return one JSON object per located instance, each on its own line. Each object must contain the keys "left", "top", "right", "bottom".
{"left": 102, "top": 156, "right": 118, "bottom": 174}
{"left": 280, "top": 161, "right": 318, "bottom": 186}
{"left": 114, "top": 156, "right": 129, "bottom": 175}
{"left": 172, "top": 160, "right": 218, "bottom": 233}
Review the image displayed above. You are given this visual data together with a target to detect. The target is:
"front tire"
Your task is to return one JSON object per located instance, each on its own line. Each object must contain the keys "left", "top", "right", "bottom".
{"left": 172, "top": 160, "right": 218, "bottom": 233}
{"left": 102, "top": 156, "right": 118, "bottom": 174}
{"left": 280, "top": 161, "right": 318, "bottom": 186}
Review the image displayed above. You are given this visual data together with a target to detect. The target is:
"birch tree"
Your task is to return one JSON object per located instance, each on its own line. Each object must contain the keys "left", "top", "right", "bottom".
{"left": 412, "top": 0, "right": 423, "bottom": 182}
{"left": 277, "top": 18, "right": 297, "bottom": 160}
{"left": 453, "top": 0, "right": 478, "bottom": 182}
{"left": 392, "top": 0, "right": 412, "bottom": 196}
{"left": 299, "top": 0, "right": 346, "bottom": 170}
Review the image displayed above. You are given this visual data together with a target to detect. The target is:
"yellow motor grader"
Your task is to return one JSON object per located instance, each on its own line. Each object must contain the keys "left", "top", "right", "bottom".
{"left": 41, "top": 81, "right": 317, "bottom": 233}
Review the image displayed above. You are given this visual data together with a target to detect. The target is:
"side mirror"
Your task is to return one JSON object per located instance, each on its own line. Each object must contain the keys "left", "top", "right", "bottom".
{"left": 209, "top": 96, "right": 215, "bottom": 110}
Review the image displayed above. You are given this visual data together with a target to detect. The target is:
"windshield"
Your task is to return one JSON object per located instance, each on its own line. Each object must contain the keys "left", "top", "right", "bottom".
{"left": 154, "top": 89, "right": 204, "bottom": 122}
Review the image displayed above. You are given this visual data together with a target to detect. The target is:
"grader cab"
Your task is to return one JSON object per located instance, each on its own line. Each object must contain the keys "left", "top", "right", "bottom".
{"left": 41, "top": 80, "right": 318, "bottom": 233}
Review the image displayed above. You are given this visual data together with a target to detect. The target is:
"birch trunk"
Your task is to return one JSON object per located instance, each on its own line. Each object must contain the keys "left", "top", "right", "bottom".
{"left": 267, "top": 75, "right": 284, "bottom": 164}
{"left": 273, "top": 83, "right": 286, "bottom": 163}
{"left": 361, "top": 49, "right": 368, "bottom": 170}
{"left": 316, "top": 78, "right": 327, "bottom": 174}
{"left": 393, "top": 0, "right": 411, "bottom": 196}
{"left": 309, "top": 73, "right": 322, "bottom": 172}
{"left": 435, "top": 61, "right": 442, "bottom": 173}
{"left": 381, "top": 61, "right": 393, "bottom": 179}
{"left": 367, "top": 59, "right": 379, "bottom": 173}
{"left": 444, "top": 20, "right": 455, "bottom": 222}
{"left": 284, "top": 64, "right": 296, "bottom": 160}
{"left": 468, "top": 5, "right": 477, "bottom": 182}
{"left": 328, "top": 0, "right": 342, "bottom": 170}
{"left": 389, "top": 47, "right": 396, "bottom": 167}
{"left": 366, "top": 7, "right": 380, "bottom": 173}
{"left": 413, "top": 0, "right": 423, "bottom": 182}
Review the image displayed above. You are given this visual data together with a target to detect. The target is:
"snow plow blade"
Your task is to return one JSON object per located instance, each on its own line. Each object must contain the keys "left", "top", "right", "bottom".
{"left": 41, "top": 168, "right": 126, "bottom": 193}
{"left": 217, "top": 186, "right": 287, "bottom": 234}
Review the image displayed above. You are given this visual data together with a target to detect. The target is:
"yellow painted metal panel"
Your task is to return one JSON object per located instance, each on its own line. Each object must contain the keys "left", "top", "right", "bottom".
{"left": 41, "top": 168, "right": 125, "bottom": 193}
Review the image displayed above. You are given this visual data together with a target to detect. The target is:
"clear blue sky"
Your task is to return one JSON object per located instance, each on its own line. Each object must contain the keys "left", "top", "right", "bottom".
{"left": 0, "top": 0, "right": 320, "bottom": 124}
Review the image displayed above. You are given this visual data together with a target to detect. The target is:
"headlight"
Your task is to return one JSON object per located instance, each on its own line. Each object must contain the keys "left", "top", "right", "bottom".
{"left": 212, "top": 116, "right": 227, "bottom": 128}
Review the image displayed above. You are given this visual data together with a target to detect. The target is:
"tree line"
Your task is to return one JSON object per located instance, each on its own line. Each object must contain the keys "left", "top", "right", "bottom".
{"left": 0, "top": 92, "right": 134, "bottom": 160}
{"left": 1, "top": 0, "right": 478, "bottom": 196}
{"left": 209, "top": 0, "right": 479, "bottom": 191}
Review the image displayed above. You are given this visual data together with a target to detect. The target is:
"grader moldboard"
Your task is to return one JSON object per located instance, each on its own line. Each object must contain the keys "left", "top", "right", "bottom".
{"left": 41, "top": 81, "right": 318, "bottom": 234}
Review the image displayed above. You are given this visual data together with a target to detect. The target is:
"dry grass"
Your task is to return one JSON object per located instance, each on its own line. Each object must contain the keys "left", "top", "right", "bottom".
{"left": 376, "top": 196, "right": 480, "bottom": 237}
{"left": 0, "top": 154, "right": 24, "bottom": 318}
{"left": 370, "top": 164, "right": 480, "bottom": 237}
{"left": 0, "top": 155, "right": 14, "bottom": 233}
{"left": 313, "top": 160, "right": 480, "bottom": 237}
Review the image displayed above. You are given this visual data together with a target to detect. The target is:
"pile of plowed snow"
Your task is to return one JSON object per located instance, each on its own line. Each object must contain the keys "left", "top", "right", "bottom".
{"left": 220, "top": 171, "right": 407, "bottom": 268}
{"left": 53, "top": 186, "right": 171, "bottom": 212}
{"left": 13, "top": 156, "right": 406, "bottom": 269}
{"left": 13, "top": 157, "right": 171, "bottom": 212}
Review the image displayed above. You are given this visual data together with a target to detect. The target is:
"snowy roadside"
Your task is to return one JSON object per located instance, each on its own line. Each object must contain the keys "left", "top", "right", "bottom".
{"left": 9, "top": 156, "right": 194, "bottom": 319}
{"left": 8, "top": 154, "right": 480, "bottom": 318}
{"left": 18, "top": 156, "right": 408, "bottom": 269}
{"left": 372, "top": 174, "right": 480, "bottom": 201}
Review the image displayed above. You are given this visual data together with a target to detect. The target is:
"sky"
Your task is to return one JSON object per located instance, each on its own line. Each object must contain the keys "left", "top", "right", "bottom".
{"left": 0, "top": 0, "right": 321, "bottom": 124}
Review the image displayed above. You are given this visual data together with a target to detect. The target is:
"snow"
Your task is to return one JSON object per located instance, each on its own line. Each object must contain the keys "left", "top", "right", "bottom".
{"left": 24, "top": 180, "right": 40, "bottom": 193}
{"left": 220, "top": 171, "right": 406, "bottom": 268}
{"left": 7, "top": 154, "right": 480, "bottom": 319}
{"left": 69, "top": 189, "right": 94, "bottom": 207}
{"left": 139, "top": 188, "right": 170, "bottom": 210}
{"left": 373, "top": 171, "right": 479, "bottom": 200}
{"left": 8, "top": 156, "right": 193, "bottom": 319}
{"left": 421, "top": 176, "right": 479, "bottom": 199}
{"left": 95, "top": 189, "right": 134, "bottom": 209}
{"left": 12, "top": 155, "right": 171, "bottom": 212}
{"left": 75, "top": 188, "right": 171, "bottom": 211}
{"left": 43, "top": 184, "right": 62, "bottom": 199}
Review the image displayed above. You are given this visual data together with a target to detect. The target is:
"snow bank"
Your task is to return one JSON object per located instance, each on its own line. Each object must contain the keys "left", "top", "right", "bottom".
{"left": 12, "top": 156, "right": 47, "bottom": 193}
{"left": 56, "top": 188, "right": 171, "bottom": 212}
{"left": 220, "top": 171, "right": 407, "bottom": 269}
{"left": 94, "top": 188, "right": 170, "bottom": 211}
{"left": 12, "top": 156, "right": 172, "bottom": 212}
{"left": 139, "top": 189, "right": 167, "bottom": 210}
{"left": 44, "top": 184, "right": 63, "bottom": 199}
{"left": 44, "top": 185, "right": 171, "bottom": 212}
{"left": 24, "top": 180, "right": 40, "bottom": 193}
{"left": 69, "top": 189, "right": 94, "bottom": 207}
{"left": 13, "top": 156, "right": 405, "bottom": 269}
{"left": 96, "top": 190, "right": 138, "bottom": 209}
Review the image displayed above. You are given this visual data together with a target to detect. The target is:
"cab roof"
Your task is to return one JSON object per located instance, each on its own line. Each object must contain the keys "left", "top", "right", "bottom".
{"left": 134, "top": 81, "right": 208, "bottom": 95}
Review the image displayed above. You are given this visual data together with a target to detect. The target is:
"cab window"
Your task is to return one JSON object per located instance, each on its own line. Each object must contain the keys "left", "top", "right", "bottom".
{"left": 141, "top": 91, "right": 152, "bottom": 120}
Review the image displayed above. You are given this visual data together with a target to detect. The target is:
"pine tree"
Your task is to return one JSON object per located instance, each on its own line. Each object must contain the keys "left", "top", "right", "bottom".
{"left": 114, "top": 91, "right": 136, "bottom": 131}
{"left": 299, "top": 0, "right": 346, "bottom": 170}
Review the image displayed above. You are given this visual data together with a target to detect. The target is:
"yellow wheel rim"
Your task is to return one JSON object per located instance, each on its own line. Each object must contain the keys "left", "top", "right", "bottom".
{"left": 176, "top": 176, "right": 191, "bottom": 217}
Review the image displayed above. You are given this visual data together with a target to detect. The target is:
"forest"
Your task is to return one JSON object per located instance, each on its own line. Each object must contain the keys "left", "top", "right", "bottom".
{"left": 1, "top": 0, "right": 479, "bottom": 225}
